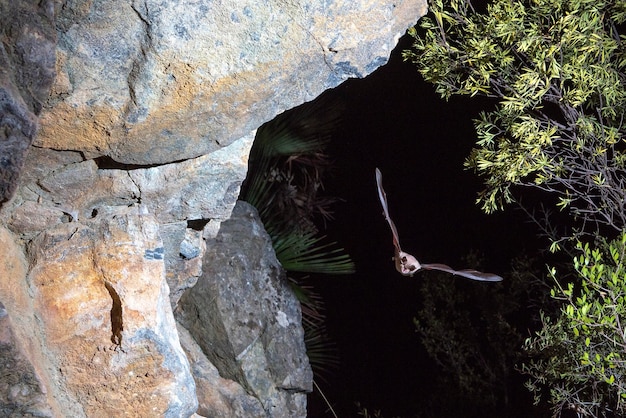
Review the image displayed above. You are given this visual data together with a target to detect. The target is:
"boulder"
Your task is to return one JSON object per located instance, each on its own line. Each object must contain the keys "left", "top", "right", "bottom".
{"left": 38, "top": 0, "right": 427, "bottom": 165}
{"left": 178, "top": 324, "right": 266, "bottom": 418}
{"left": 0, "top": 215, "right": 198, "bottom": 417}
{"left": 176, "top": 201, "right": 312, "bottom": 417}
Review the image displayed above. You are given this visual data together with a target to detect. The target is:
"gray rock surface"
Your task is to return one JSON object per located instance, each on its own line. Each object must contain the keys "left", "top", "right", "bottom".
{"left": 38, "top": 0, "right": 427, "bottom": 165}
{"left": 1, "top": 132, "right": 254, "bottom": 240}
{"left": 0, "top": 0, "right": 428, "bottom": 415}
{"left": 0, "top": 0, "right": 56, "bottom": 203}
{"left": 178, "top": 324, "right": 267, "bottom": 418}
{"left": 0, "top": 302, "right": 54, "bottom": 418}
{"left": 176, "top": 201, "right": 312, "bottom": 417}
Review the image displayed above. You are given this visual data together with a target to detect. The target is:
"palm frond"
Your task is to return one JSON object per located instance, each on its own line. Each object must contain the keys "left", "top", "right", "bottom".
{"left": 273, "top": 229, "right": 355, "bottom": 274}
{"left": 241, "top": 95, "right": 352, "bottom": 405}
{"left": 289, "top": 278, "right": 339, "bottom": 382}
{"left": 241, "top": 94, "right": 354, "bottom": 275}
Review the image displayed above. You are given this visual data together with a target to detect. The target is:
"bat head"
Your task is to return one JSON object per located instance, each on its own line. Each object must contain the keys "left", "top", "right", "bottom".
{"left": 395, "top": 251, "right": 421, "bottom": 276}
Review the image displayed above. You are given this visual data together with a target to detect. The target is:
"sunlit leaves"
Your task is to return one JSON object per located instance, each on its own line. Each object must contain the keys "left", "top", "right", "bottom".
{"left": 522, "top": 233, "right": 626, "bottom": 416}
{"left": 465, "top": 111, "right": 559, "bottom": 212}
{"left": 404, "top": 1, "right": 626, "bottom": 415}
{"left": 403, "top": 0, "right": 626, "bottom": 233}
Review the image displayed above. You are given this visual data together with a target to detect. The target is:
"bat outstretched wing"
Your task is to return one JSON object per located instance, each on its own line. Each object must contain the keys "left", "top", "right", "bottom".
{"left": 375, "top": 168, "right": 503, "bottom": 282}
{"left": 376, "top": 168, "right": 403, "bottom": 254}
{"left": 421, "top": 263, "right": 503, "bottom": 282}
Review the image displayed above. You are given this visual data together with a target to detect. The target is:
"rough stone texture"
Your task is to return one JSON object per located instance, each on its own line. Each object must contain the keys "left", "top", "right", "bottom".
{"left": 0, "top": 0, "right": 428, "bottom": 415}
{"left": 0, "top": 228, "right": 53, "bottom": 418}
{"left": 1, "top": 132, "right": 254, "bottom": 240}
{"left": 178, "top": 324, "right": 266, "bottom": 418}
{"left": 37, "top": 0, "right": 427, "bottom": 165}
{"left": 0, "top": 215, "right": 198, "bottom": 417}
{"left": 176, "top": 201, "right": 312, "bottom": 417}
{"left": 0, "top": 0, "right": 56, "bottom": 204}
{"left": 161, "top": 222, "right": 205, "bottom": 309}
{"left": 0, "top": 303, "right": 54, "bottom": 418}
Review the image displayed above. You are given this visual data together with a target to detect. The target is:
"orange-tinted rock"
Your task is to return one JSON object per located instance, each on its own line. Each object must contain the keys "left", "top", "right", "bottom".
{"left": 0, "top": 0, "right": 430, "bottom": 415}
{"left": 0, "top": 227, "right": 56, "bottom": 417}
{"left": 36, "top": 0, "right": 427, "bottom": 165}
{"left": 2, "top": 214, "right": 197, "bottom": 417}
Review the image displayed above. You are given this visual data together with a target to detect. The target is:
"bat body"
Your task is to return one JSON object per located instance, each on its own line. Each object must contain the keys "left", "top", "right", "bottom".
{"left": 375, "top": 168, "right": 503, "bottom": 282}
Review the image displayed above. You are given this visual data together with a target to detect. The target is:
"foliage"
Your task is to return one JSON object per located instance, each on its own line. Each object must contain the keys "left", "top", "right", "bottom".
{"left": 241, "top": 96, "right": 355, "bottom": 275}
{"left": 522, "top": 233, "right": 626, "bottom": 417}
{"left": 355, "top": 402, "right": 397, "bottom": 418}
{"left": 240, "top": 95, "right": 352, "bottom": 416}
{"left": 404, "top": 0, "right": 626, "bottom": 414}
{"left": 291, "top": 279, "right": 339, "bottom": 378}
{"left": 403, "top": 0, "right": 626, "bottom": 247}
{"left": 403, "top": 0, "right": 626, "bottom": 415}
{"left": 413, "top": 253, "right": 551, "bottom": 416}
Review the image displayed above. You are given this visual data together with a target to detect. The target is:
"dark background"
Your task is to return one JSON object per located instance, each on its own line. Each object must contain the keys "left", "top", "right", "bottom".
{"left": 305, "top": 33, "right": 539, "bottom": 417}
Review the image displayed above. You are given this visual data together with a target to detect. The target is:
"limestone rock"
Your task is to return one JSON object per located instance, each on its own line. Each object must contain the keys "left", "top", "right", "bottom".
{"left": 161, "top": 221, "right": 205, "bottom": 309}
{"left": 37, "top": 0, "right": 428, "bottom": 165}
{"left": 0, "top": 227, "right": 54, "bottom": 417}
{"left": 0, "top": 214, "right": 198, "bottom": 417}
{"left": 176, "top": 201, "right": 312, "bottom": 417}
{"left": 178, "top": 324, "right": 266, "bottom": 418}
{"left": 2, "top": 132, "right": 254, "bottom": 240}
{"left": 0, "top": 131, "right": 253, "bottom": 416}
{"left": 0, "top": 0, "right": 430, "bottom": 415}
{"left": 0, "top": 0, "right": 56, "bottom": 203}
{"left": 0, "top": 303, "right": 54, "bottom": 418}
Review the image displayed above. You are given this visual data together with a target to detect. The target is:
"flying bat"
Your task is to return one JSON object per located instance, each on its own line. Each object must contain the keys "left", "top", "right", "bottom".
{"left": 375, "top": 168, "right": 503, "bottom": 282}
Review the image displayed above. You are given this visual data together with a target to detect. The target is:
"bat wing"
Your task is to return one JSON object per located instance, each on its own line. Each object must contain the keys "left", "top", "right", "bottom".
{"left": 421, "top": 263, "right": 503, "bottom": 282}
{"left": 375, "top": 168, "right": 503, "bottom": 282}
{"left": 376, "top": 168, "right": 403, "bottom": 254}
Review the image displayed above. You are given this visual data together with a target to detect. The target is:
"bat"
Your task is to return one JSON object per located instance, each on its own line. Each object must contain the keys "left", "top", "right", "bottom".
{"left": 375, "top": 168, "right": 503, "bottom": 282}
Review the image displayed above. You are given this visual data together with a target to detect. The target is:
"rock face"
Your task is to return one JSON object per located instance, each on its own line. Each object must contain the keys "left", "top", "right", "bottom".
{"left": 0, "top": 0, "right": 56, "bottom": 204}
{"left": 28, "top": 214, "right": 196, "bottom": 417}
{"left": 0, "top": 0, "right": 427, "bottom": 416}
{"left": 0, "top": 134, "right": 252, "bottom": 417}
{"left": 177, "top": 201, "right": 312, "bottom": 417}
{"left": 0, "top": 228, "right": 54, "bottom": 418}
{"left": 39, "top": 0, "right": 427, "bottom": 165}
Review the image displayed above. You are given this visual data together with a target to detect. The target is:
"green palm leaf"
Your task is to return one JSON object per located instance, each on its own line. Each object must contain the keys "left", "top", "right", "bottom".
{"left": 273, "top": 229, "right": 355, "bottom": 274}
